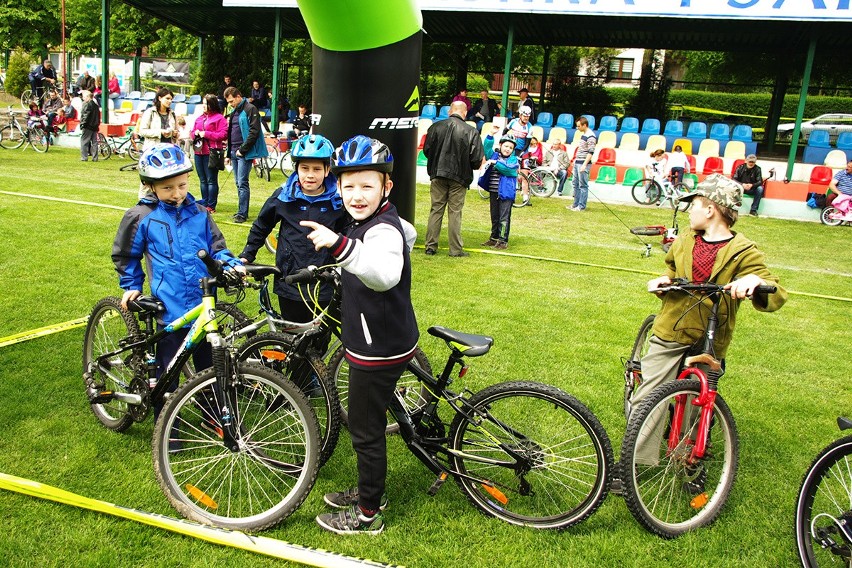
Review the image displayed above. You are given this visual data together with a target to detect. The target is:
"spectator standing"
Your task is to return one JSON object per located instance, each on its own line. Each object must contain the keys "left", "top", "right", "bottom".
{"left": 107, "top": 72, "right": 121, "bottom": 101}
{"left": 224, "top": 86, "right": 268, "bottom": 223}
{"left": 505, "top": 106, "right": 532, "bottom": 155}
{"left": 469, "top": 89, "right": 500, "bottom": 130}
{"left": 451, "top": 88, "right": 472, "bottom": 114}
{"left": 217, "top": 75, "right": 233, "bottom": 108}
{"left": 29, "top": 60, "right": 57, "bottom": 100}
{"left": 569, "top": 116, "right": 596, "bottom": 211}
{"left": 478, "top": 127, "right": 520, "bottom": 250}
{"left": 826, "top": 159, "right": 852, "bottom": 205}
{"left": 79, "top": 90, "right": 100, "bottom": 162}
{"left": 423, "top": 100, "right": 485, "bottom": 257}
{"left": 137, "top": 88, "right": 177, "bottom": 150}
{"left": 667, "top": 144, "right": 690, "bottom": 185}
{"left": 75, "top": 70, "right": 95, "bottom": 95}
{"left": 732, "top": 154, "right": 765, "bottom": 217}
{"left": 516, "top": 87, "right": 536, "bottom": 123}
{"left": 249, "top": 80, "right": 269, "bottom": 110}
{"left": 192, "top": 95, "right": 228, "bottom": 213}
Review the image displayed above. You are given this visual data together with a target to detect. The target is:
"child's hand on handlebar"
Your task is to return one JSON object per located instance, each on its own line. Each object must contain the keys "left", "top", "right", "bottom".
{"left": 300, "top": 220, "right": 338, "bottom": 251}
{"left": 121, "top": 289, "right": 141, "bottom": 310}
{"left": 647, "top": 275, "right": 672, "bottom": 294}
{"left": 725, "top": 274, "right": 766, "bottom": 299}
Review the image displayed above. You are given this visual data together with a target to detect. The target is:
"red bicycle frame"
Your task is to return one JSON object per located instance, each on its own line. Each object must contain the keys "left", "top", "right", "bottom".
{"left": 667, "top": 361, "right": 719, "bottom": 462}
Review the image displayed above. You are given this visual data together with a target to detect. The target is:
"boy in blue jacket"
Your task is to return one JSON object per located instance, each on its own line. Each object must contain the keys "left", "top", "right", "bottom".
{"left": 112, "top": 144, "right": 243, "bottom": 416}
{"left": 479, "top": 125, "right": 520, "bottom": 250}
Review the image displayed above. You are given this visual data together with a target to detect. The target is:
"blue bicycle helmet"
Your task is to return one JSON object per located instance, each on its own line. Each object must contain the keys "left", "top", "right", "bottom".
{"left": 138, "top": 143, "right": 193, "bottom": 184}
{"left": 291, "top": 134, "right": 335, "bottom": 162}
{"left": 331, "top": 135, "right": 393, "bottom": 175}
{"left": 499, "top": 132, "right": 517, "bottom": 148}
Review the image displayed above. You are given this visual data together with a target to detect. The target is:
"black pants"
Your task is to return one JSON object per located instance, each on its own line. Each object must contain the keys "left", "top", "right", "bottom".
{"left": 489, "top": 193, "right": 512, "bottom": 243}
{"left": 154, "top": 327, "right": 213, "bottom": 418}
{"left": 347, "top": 360, "right": 408, "bottom": 512}
{"left": 744, "top": 184, "right": 764, "bottom": 213}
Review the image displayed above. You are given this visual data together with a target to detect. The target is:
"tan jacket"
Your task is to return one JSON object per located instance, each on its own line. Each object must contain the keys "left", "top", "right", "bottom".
{"left": 651, "top": 229, "right": 787, "bottom": 358}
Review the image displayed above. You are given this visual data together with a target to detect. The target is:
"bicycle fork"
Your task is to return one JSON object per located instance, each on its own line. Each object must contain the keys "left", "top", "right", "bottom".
{"left": 669, "top": 366, "right": 716, "bottom": 462}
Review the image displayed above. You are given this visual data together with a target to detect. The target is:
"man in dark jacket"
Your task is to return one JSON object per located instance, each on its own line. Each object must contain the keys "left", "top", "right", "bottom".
{"left": 79, "top": 90, "right": 101, "bottom": 161}
{"left": 224, "top": 86, "right": 267, "bottom": 223}
{"left": 423, "top": 101, "right": 485, "bottom": 257}
{"left": 732, "top": 154, "right": 766, "bottom": 217}
{"left": 468, "top": 89, "right": 500, "bottom": 130}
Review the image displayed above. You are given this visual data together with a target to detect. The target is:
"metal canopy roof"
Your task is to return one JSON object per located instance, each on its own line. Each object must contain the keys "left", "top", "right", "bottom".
{"left": 120, "top": 1, "right": 852, "bottom": 53}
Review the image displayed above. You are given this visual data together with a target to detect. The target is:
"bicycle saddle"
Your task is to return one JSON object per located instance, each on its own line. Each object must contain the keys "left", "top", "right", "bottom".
{"left": 127, "top": 295, "right": 165, "bottom": 314}
{"left": 427, "top": 326, "right": 493, "bottom": 357}
{"left": 245, "top": 264, "right": 282, "bottom": 279}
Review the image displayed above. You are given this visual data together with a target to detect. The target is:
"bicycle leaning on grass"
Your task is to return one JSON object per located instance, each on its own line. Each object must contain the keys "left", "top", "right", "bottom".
{"left": 82, "top": 251, "right": 320, "bottom": 531}
{"left": 287, "top": 265, "right": 615, "bottom": 530}
{"left": 0, "top": 107, "right": 50, "bottom": 153}
{"left": 794, "top": 416, "right": 852, "bottom": 568}
{"left": 631, "top": 172, "right": 690, "bottom": 210}
{"left": 619, "top": 279, "right": 776, "bottom": 538}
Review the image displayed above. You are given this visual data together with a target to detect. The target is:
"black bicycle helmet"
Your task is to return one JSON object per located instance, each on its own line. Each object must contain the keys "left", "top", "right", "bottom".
{"left": 138, "top": 143, "right": 193, "bottom": 183}
{"left": 330, "top": 135, "right": 393, "bottom": 175}
{"left": 292, "top": 134, "right": 335, "bottom": 162}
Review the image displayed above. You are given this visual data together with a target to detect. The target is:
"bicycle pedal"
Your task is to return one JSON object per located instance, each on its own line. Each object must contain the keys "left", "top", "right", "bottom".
{"left": 89, "top": 390, "right": 115, "bottom": 404}
{"left": 427, "top": 472, "right": 448, "bottom": 496}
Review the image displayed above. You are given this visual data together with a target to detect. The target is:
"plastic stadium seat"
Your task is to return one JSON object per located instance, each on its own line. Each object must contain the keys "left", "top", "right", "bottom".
{"left": 825, "top": 149, "right": 849, "bottom": 168}
{"left": 581, "top": 115, "right": 596, "bottom": 131}
{"left": 622, "top": 167, "right": 644, "bottom": 186}
{"left": 435, "top": 106, "right": 450, "bottom": 121}
{"left": 664, "top": 120, "right": 684, "bottom": 137}
{"left": 809, "top": 165, "right": 833, "bottom": 185}
{"left": 417, "top": 118, "right": 432, "bottom": 138}
{"left": 835, "top": 132, "right": 852, "bottom": 151}
{"left": 709, "top": 123, "right": 731, "bottom": 141}
{"left": 730, "top": 159, "right": 745, "bottom": 178}
{"left": 173, "top": 102, "right": 188, "bottom": 116}
{"left": 420, "top": 104, "right": 437, "bottom": 120}
{"left": 686, "top": 121, "right": 708, "bottom": 139}
{"left": 126, "top": 90, "right": 142, "bottom": 100}
{"left": 671, "top": 138, "right": 692, "bottom": 155}
{"left": 619, "top": 117, "right": 639, "bottom": 133}
{"left": 807, "top": 130, "right": 832, "bottom": 148}
{"left": 530, "top": 125, "right": 545, "bottom": 142}
{"left": 594, "top": 165, "right": 617, "bottom": 184}
{"left": 555, "top": 113, "right": 574, "bottom": 129}
{"left": 641, "top": 118, "right": 661, "bottom": 135}
{"left": 723, "top": 140, "right": 746, "bottom": 160}
{"left": 547, "top": 126, "right": 568, "bottom": 145}
{"left": 596, "top": 147, "right": 616, "bottom": 165}
{"left": 417, "top": 150, "right": 428, "bottom": 166}
{"left": 118, "top": 100, "right": 134, "bottom": 112}
{"left": 644, "top": 135, "right": 666, "bottom": 152}
{"left": 142, "top": 91, "right": 157, "bottom": 101}
{"left": 597, "top": 130, "right": 617, "bottom": 149}
{"left": 702, "top": 156, "right": 724, "bottom": 175}
{"left": 618, "top": 133, "right": 640, "bottom": 151}
{"left": 598, "top": 115, "right": 618, "bottom": 132}
{"left": 731, "top": 124, "right": 753, "bottom": 142}
{"left": 187, "top": 94, "right": 202, "bottom": 105}
{"left": 698, "top": 139, "right": 721, "bottom": 157}
{"left": 535, "top": 111, "right": 553, "bottom": 128}
{"left": 172, "top": 93, "right": 186, "bottom": 103}
{"left": 571, "top": 129, "right": 583, "bottom": 144}
{"left": 686, "top": 154, "right": 697, "bottom": 172}
{"left": 683, "top": 173, "right": 699, "bottom": 190}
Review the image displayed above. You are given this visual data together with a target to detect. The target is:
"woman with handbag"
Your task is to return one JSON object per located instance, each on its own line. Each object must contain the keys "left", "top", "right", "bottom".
{"left": 192, "top": 95, "right": 228, "bottom": 213}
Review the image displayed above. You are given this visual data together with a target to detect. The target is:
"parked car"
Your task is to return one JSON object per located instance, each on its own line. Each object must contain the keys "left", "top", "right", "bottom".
{"left": 776, "top": 113, "right": 852, "bottom": 142}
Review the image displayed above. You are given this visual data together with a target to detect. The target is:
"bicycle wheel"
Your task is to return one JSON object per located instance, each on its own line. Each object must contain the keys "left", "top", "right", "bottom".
{"left": 29, "top": 126, "right": 49, "bottom": 153}
{"left": 449, "top": 381, "right": 612, "bottom": 529}
{"left": 623, "top": 314, "right": 655, "bottom": 419}
{"left": 672, "top": 183, "right": 690, "bottom": 211}
{"left": 1, "top": 124, "right": 27, "bottom": 150}
{"left": 214, "top": 301, "right": 253, "bottom": 349}
{"left": 821, "top": 207, "right": 843, "bottom": 227}
{"left": 621, "top": 379, "right": 739, "bottom": 538}
{"left": 279, "top": 151, "right": 294, "bottom": 177}
{"left": 477, "top": 186, "right": 490, "bottom": 199}
{"left": 795, "top": 434, "right": 852, "bottom": 567}
{"left": 97, "top": 133, "right": 112, "bottom": 160}
{"left": 152, "top": 363, "right": 320, "bottom": 531}
{"left": 264, "top": 234, "right": 278, "bottom": 254}
{"left": 237, "top": 332, "right": 340, "bottom": 467}
{"left": 528, "top": 168, "right": 558, "bottom": 198}
{"left": 20, "top": 89, "right": 34, "bottom": 108}
{"left": 265, "top": 144, "right": 281, "bottom": 170}
{"left": 632, "top": 179, "right": 662, "bottom": 206}
{"left": 127, "top": 135, "right": 142, "bottom": 160}
{"left": 82, "top": 297, "right": 142, "bottom": 432}
{"left": 329, "top": 345, "right": 432, "bottom": 436}
{"left": 513, "top": 173, "right": 529, "bottom": 208}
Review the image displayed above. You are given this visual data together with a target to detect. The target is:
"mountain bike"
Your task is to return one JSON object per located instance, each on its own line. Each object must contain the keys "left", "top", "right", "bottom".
{"left": 512, "top": 166, "right": 559, "bottom": 207}
{"left": 620, "top": 279, "right": 777, "bottom": 538}
{"left": 20, "top": 82, "right": 59, "bottom": 108}
{"left": 97, "top": 128, "right": 142, "bottom": 161}
{"left": 82, "top": 252, "right": 320, "bottom": 530}
{"left": 289, "top": 266, "right": 614, "bottom": 529}
{"left": 632, "top": 172, "right": 690, "bottom": 210}
{"left": 0, "top": 107, "right": 50, "bottom": 153}
{"left": 795, "top": 417, "right": 852, "bottom": 567}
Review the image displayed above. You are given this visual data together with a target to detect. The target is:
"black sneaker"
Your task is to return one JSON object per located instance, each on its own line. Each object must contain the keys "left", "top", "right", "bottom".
{"left": 324, "top": 487, "right": 388, "bottom": 510}
{"left": 232, "top": 215, "right": 247, "bottom": 223}
{"left": 316, "top": 505, "right": 384, "bottom": 535}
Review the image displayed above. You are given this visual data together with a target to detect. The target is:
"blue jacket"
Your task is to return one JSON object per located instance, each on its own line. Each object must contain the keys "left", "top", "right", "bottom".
{"left": 227, "top": 99, "right": 268, "bottom": 160}
{"left": 240, "top": 173, "right": 344, "bottom": 301}
{"left": 112, "top": 193, "right": 240, "bottom": 323}
{"left": 478, "top": 135, "right": 519, "bottom": 200}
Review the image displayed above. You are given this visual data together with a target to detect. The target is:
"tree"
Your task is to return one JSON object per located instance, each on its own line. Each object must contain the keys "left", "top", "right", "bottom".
{"left": 5, "top": 48, "right": 37, "bottom": 98}
{"left": 0, "top": 0, "right": 60, "bottom": 55}
{"left": 627, "top": 49, "right": 671, "bottom": 120}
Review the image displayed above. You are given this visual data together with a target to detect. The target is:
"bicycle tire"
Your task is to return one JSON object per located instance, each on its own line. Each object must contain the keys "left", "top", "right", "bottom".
{"left": 97, "top": 133, "right": 112, "bottom": 160}
{"left": 449, "top": 381, "right": 613, "bottom": 529}
{"left": 632, "top": 179, "right": 663, "bottom": 206}
{"left": 513, "top": 173, "right": 529, "bottom": 208}
{"left": 264, "top": 234, "right": 278, "bottom": 255}
{"left": 621, "top": 379, "right": 739, "bottom": 538}
{"left": 477, "top": 186, "right": 490, "bottom": 199}
{"left": 265, "top": 144, "right": 281, "bottom": 170}
{"left": 821, "top": 207, "right": 843, "bottom": 227}
{"left": 795, "top": 434, "right": 852, "bottom": 567}
{"left": 0, "top": 124, "right": 25, "bottom": 150}
{"left": 20, "top": 89, "right": 34, "bottom": 108}
{"left": 528, "top": 168, "right": 558, "bottom": 198}
{"left": 279, "top": 151, "right": 294, "bottom": 177}
{"left": 127, "top": 136, "right": 142, "bottom": 161}
{"left": 152, "top": 363, "right": 320, "bottom": 531}
{"left": 82, "top": 297, "right": 142, "bottom": 432}
{"left": 629, "top": 227, "right": 666, "bottom": 236}
{"left": 29, "top": 125, "right": 49, "bottom": 153}
{"left": 329, "top": 345, "right": 433, "bottom": 436}
{"left": 623, "top": 314, "right": 655, "bottom": 419}
{"left": 237, "top": 332, "right": 340, "bottom": 468}
{"left": 672, "top": 183, "right": 690, "bottom": 211}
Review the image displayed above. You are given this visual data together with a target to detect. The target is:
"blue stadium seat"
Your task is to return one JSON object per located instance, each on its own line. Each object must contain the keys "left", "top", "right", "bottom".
{"left": 663, "top": 120, "right": 684, "bottom": 137}
{"left": 807, "top": 129, "right": 831, "bottom": 148}
{"left": 420, "top": 104, "right": 437, "bottom": 120}
{"left": 598, "top": 115, "right": 618, "bottom": 132}
{"left": 639, "top": 118, "right": 661, "bottom": 148}
{"left": 172, "top": 93, "right": 186, "bottom": 103}
{"left": 187, "top": 94, "right": 202, "bottom": 105}
{"left": 709, "top": 123, "right": 731, "bottom": 140}
{"left": 555, "top": 113, "right": 574, "bottom": 129}
{"left": 619, "top": 117, "right": 639, "bottom": 133}
{"left": 535, "top": 111, "right": 553, "bottom": 139}
{"left": 434, "top": 105, "right": 450, "bottom": 121}
{"left": 126, "top": 90, "right": 142, "bottom": 100}
{"left": 141, "top": 91, "right": 157, "bottom": 101}
{"left": 731, "top": 124, "right": 753, "bottom": 142}
{"left": 686, "top": 121, "right": 707, "bottom": 139}
{"left": 836, "top": 131, "right": 852, "bottom": 151}
{"left": 581, "top": 114, "right": 596, "bottom": 131}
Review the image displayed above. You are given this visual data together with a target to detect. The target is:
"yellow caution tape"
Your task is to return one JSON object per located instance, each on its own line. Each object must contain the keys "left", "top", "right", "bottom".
{"left": 0, "top": 317, "right": 89, "bottom": 348}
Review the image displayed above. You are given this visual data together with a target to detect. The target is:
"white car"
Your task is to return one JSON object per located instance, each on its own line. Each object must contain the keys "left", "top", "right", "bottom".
{"left": 776, "top": 113, "right": 852, "bottom": 142}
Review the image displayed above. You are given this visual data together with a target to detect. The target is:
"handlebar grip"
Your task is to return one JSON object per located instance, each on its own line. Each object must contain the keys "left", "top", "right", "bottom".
{"left": 284, "top": 266, "right": 316, "bottom": 285}
{"left": 197, "top": 250, "right": 223, "bottom": 277}
{"left": 754, "top": 284, "right": 777, "bottom": 295}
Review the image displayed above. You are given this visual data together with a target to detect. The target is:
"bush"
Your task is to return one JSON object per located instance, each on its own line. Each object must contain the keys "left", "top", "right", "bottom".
{"left": 6, "top": 49, "right": 36, "bottom": 99}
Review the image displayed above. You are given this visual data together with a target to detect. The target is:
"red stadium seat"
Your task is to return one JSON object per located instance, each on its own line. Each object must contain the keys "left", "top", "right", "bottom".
{"left": 730, "top": 159, "right": 745, "bottom": 178}
{"left": 810, "top": 165, "right": 833, "bottom": 185}
{"left": 702, "top": 156, "right": 724, "bottom": 175}
{"left": 596, "top": 147, "right": 616, "bottom": 165}
{"left": 686, "top": 154, "right": 696, "bottom": 172}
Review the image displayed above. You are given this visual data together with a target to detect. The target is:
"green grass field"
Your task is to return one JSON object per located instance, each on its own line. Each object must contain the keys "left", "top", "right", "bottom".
{"left": 0, "top": 143, "right": 850, "bottom": 567}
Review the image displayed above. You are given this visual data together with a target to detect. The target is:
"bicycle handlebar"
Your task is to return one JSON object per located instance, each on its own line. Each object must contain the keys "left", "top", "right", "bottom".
{"left": 284, "top": 265, "right": 338, "bottom": 285}
{"left": 654, "top": 279, "right": 777, "bottom": 296}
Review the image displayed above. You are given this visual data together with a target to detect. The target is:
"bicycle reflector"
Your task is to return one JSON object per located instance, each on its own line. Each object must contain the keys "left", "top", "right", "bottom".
{"left": 458, "top": 365, "right": 469, "bottom": 379}
{"left": 260, "top": 350, "right": 287, "bottom": 362}
{"left": 690, "top": 493, "right": 708, "bottom": 509}
{"left": 482, "top": 483, "right": 508, "bottom": 505}
{"left": 185, "top": 484, "right": 219, "bottom": 509}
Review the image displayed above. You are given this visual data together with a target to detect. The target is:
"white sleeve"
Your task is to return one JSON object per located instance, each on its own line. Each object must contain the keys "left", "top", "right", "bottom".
{"left": 337, "top": 223, "right": 405, "bottom": 292}
{"left": 400, "top": 218, "right": 417, "bottom": 252}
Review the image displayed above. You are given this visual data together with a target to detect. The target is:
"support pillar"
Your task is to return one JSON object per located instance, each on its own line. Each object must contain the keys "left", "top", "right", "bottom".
{"left": 786, "top": 39, "right": 816, "bottom": 182}
{"left": 500, "top": 25, "right": 514, "bottom": 117}
{"left": 100, "top": 0, "right": 110, "bottom": 123}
